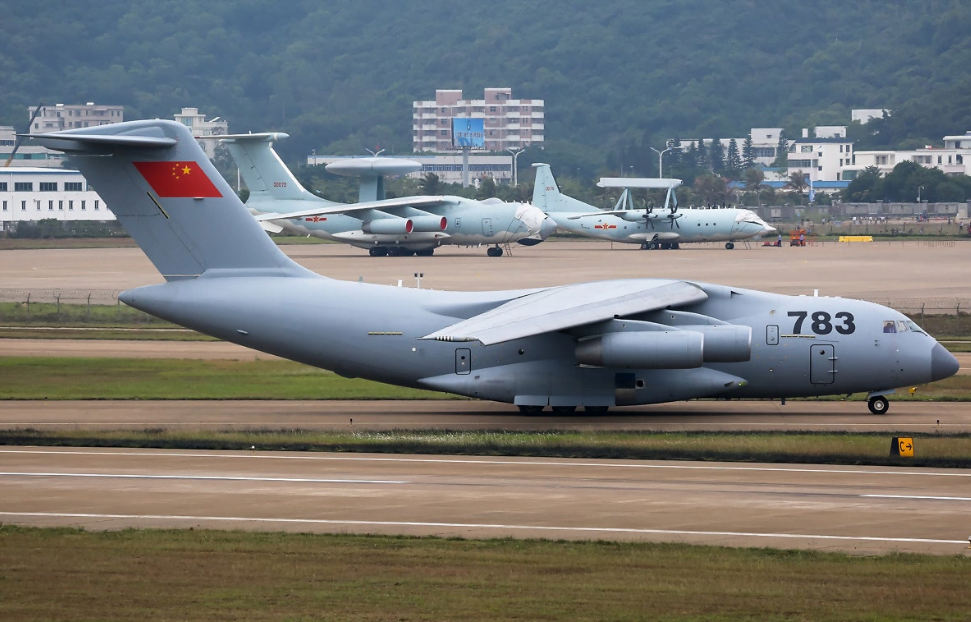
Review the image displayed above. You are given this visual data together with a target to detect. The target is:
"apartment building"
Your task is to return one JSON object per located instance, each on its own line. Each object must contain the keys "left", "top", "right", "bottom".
{"left": 28, "top": 103, "right": 124, "bottom": 133}
{"left": 174, "top": 107, "right": 229, "bottom": 158}
{"left": 413, "top": 88, "right": 544, "bottom": 152}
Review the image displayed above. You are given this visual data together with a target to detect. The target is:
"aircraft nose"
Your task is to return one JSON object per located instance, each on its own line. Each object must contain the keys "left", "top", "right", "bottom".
{"left": 930, "top": 343, "right": 960, "bottom": 382}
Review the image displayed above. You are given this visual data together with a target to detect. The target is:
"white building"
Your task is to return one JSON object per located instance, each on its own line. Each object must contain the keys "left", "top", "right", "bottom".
{"left": 174, "top": 107, "right": 229, "bottom": 158}
{"left": 412, "top": 88, "right": 545, "bottom": 153}
{"left": 0, "top": 168, "right": 112, "bottom": 230}
{"left": 28, "top": 103, "right": 124, "bottom": 133}
{"left": 843, "top": 133, "right": 971, "bottom": 180}
{"left": 676, "top": 128, "right": 787, "bottom": 167}
{"left": 0, "top": 126, "right": 62, "bottom": 168}
{"left": 786, "top": 133, "right": 855, "bottom": 183}
{"left": 308, "top": 153, "right": 513, "bottom": 186}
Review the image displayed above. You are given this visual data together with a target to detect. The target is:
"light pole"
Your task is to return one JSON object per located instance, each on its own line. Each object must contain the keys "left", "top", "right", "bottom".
{"left": 506, "top": 147, "right": 524, "bottom": 187}
{"left": 917, "top": 185, "right": 924, "bottom": 203}
{"left": 650, "top": 146, "right": 673, "bottom": 178}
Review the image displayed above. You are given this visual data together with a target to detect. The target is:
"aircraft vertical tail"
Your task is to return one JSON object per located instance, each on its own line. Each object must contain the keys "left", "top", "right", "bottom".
{"left": 214, "top": 133, "right": 338, "bottom": 205}
{"left": 26, "top": 120, "right": 314, "bottom": 281}
{"left": 531, "top": 163, "right": 596, "bottom": 213}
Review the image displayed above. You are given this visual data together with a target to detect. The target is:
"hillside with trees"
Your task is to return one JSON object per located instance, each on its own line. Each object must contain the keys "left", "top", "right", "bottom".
{"left": 3, "top": 0, "right": 971, "bottom": 179}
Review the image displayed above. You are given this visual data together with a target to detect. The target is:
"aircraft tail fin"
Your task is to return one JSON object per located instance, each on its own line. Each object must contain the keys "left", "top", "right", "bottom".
{"left": 214, "top": 133, "right": 337, "bottom": 205}
{"left": 531, "top": 163, "right": 595, "bottom": 213}
{"left": 27, "top": 120, "right": 314, "bottom": 281}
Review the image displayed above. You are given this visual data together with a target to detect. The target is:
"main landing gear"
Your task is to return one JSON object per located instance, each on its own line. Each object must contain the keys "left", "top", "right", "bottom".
{"left": 369, "top": 247, "right": 435, "bottom": 257}
{"left": 725, "top": 242, "right": 735, "bottom": 250}
{"left": 867, "top": 395, "right": 890, "bottom": 415}
{"left": 640, "top": 242, "right": 679, "bottom": 250}
{"left": 487, "top": 246, "right": 504, "bottom": 257}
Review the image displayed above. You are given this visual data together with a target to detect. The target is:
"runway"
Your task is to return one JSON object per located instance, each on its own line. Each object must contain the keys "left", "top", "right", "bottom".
{"left": 3, "top": 238, "right": 970, "bottom": 301}
{"left": 3, "top": 399, "right": 971, "bottom": 432}
{"left": 1, "top": 447, "right": 968, "bottom": 555}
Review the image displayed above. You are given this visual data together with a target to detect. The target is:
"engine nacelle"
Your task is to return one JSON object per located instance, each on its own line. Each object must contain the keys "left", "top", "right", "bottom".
{"left": 411, "top": 215, "right": 447, "bottom": 232}
{"left": 575, "top": 331, "right": 704, "bottom": 369}
{"left": 682, "top": 325, "right": 752, "bottom": 362}
{"left": 620, "top": 211, "right": 647, "bottom": 222}
{"left": 363, "top": 219, "right": 413, "bottom": 235}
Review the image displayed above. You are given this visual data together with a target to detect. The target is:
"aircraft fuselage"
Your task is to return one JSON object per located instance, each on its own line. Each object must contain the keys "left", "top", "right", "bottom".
{"left": 121, "top": 277, "right": 949, "bottom": 409}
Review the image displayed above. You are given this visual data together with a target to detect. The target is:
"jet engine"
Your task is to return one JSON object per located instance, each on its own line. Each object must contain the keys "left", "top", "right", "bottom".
{"left": 362, "top": 219, "right": 413, "bottom": 235}
{"left": 410, "top": 216, "right": 448, "bottom": 232}
{"left": 576, "top": 331, "right": 704, "bottom": 369}
{"left": 574, "top": 325, "right": 751, "bottom": 369}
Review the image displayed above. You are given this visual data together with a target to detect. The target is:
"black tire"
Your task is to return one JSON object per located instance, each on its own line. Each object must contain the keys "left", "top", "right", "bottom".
{"left": 725, "top": 242, "right": 735, "bottom": 250}
{"left": 487, "top": 247, "right": 503, "bottom": 257}
{"left": 868, "top": 396, "right": 889, "bottom": 415}
{"left": 583, "top": 406, "right": 609, "bottom": 415}
{"left": 640, "top": 242, "right": 649, "bottom": 250}
{"left": 518, "top": 405, "right": 544, "bottom": 414}
{"left": 415, "top": 249, "right": 435, "bottom": 257}
{"left": 368, "top": 247, "right": 388, "bottom": 257}
{"left": 550, "top": 405, "right": 577, "bottom": 414}
{"left": 647, "top": 241, "right": 658, "bottom": 250}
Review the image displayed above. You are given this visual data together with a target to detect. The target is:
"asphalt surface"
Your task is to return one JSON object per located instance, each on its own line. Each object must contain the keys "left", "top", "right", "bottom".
{"left": 2, "top": 447, "right": 969, "bottom": 555}
{"left": 3, "top": 239, "right": 971, "bottom": 551}
{"left": 3, "top": 238, "right": 971, "bottom": 300}
{"left": 2, "top": 399, "right": 970, "bottom": 432}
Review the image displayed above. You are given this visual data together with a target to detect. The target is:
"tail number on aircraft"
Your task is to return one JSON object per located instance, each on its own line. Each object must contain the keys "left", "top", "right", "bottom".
{"left": 273, "top": 182, "right": 288, "bottom": 188}
{"left": 787, "top": 311, "right": 855, "bottom": 335}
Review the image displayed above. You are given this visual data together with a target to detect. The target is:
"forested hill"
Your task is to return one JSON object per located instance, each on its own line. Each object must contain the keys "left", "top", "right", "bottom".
{"left": 3, "top": 0, "right": 971, "bottom": 173}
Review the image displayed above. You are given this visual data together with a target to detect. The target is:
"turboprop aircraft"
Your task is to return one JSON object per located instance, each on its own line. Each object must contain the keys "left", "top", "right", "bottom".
{"left": 213, "top": 133, "right": 555, "bottom": 257}
{"left": 27, "top": 120, "right": 959, "bottom": 415}
{"left": 532, "top": 163, "right": 775, "bottom": 249}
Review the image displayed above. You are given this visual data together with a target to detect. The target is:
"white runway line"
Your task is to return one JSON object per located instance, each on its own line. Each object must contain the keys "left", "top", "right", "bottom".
{"left": 0, "top": 512, "right": 965, "bottom": 546}
{"left": 0, "top": 472, "right": 407, "bottom": 484}
{"left": 862, "top": 494, "right": 971, "bottom": 502}
{"left": 3, "top": 448, "right": 970, "bottom": 478}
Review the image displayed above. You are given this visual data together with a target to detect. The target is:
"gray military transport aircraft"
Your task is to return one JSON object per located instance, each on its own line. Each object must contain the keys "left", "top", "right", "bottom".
{"left": 27, "top": 120, "right": 959, "bottom": 415}
{"left": 213, "top": 133, "right": 555, "bottom": 257}
{"left": 533, "top": 164, "right": 775, "bottom": 249}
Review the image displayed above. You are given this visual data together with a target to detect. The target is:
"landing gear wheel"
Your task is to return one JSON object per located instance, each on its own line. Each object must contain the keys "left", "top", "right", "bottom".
{"left": 368, "top": 247, "right": 388, "bottom": 257}
{"left": 640, "top": 242, "right": 649, "bottom": 250}
{"left": 487, "top": 246, "right": 504, "bottom": 257}
{"left": 415, "top": 248, "right": 435, "bottom": 257}
{"left": 647, "top": 241, "right": 659, "bottom": 250}
{"left": 672, "top": 243, "right": 680, "bottom": 249}
{"left": 550, "top": 406, "right": 577, "bottom": 414}
{"left": 518, "top": 405, "right": 545, "bottom": 414}
{"left": 584, "top": 406, "right": 609, "bottom": 415}
{"left": 868, "top": 396, "right": 889, "bottom": 415}
{"left": 725, "top": 242, "right": 735, "bottom": 250}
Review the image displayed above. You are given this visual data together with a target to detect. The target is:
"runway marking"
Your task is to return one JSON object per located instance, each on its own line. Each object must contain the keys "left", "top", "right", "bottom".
{"left": 0, "top": 512, "right": 964, "bottom": 546}
{"left": 0, "top": 472, "right": 407, "bottom": 484}
{"left": 863, "top": 494, "right": 971, "bottom": 502}
{"left": 3, "top": 449, "right": 970, "bottom": 478}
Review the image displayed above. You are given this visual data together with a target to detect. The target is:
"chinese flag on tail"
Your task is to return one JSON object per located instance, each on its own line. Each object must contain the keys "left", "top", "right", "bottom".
{"left": 133, "top": 161, "right": 223, "bottom": 198}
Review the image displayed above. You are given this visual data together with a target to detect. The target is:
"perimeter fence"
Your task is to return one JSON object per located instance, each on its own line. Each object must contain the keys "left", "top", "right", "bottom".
{"left": 1, "top": 288, "right": 969, "bottom": 325}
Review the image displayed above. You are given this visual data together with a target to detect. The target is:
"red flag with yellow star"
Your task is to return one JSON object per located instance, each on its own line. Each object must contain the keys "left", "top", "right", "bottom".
{"left": 133, "top": 161, "right": 223, "bottom": 198}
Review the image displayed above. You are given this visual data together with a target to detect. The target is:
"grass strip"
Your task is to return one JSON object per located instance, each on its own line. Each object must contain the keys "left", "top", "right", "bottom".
{"left": 1, "top": 526, "right": 968, "bottom": 621}
{"left": 1, "top": 356, "right": 970, "bottom": 401}
{"left": 0, "top": 357, "right": 450, "bottom": 400}
{"left": 3, "top": 429, "right": 970, "bottom": 468}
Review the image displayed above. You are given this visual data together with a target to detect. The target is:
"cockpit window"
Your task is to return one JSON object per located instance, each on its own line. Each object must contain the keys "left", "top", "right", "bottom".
{"left": 883, "top": 320, "right": 926, "bottom": 335}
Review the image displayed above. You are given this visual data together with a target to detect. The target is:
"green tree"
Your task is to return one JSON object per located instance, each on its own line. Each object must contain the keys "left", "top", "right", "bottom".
{"left": 693, "top": 174, "right": 729, "bottom": 205}
{"left": 743, "top": 168, "right": 765, "bottom": 207}
{"left": 475, "top": 175, "right": 497, "bottom": 200}
{"left": 419, "top": 172, "right": 441, "bottom": 196}
{"left": 725, "top": 139, "right": 742, "bottom": 179}
{"left": 771, "top": 131, "right": 789, "bottom": 168}
{"left": 742, "top": 137, "right": 755, "bottom": 170}
{"left": 709, "top": 138, "right": 725, "bottom": 174}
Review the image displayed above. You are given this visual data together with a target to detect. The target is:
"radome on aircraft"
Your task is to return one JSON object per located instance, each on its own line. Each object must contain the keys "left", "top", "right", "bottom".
{"left": 532, "top": 163, "right": 776, "bottom": 250}
{"left": 27, "top": 120, "right": 959, "bottom": 415}
{"left": 211, "top": 133, "right": 555, "bottom": 257}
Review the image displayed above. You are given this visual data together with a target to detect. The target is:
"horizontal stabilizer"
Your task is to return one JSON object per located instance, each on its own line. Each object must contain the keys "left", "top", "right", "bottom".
{"left": 422, "top": 279, "right": 707, "bottom": 345}
{"left": 597, "top": 177, "right": 682, "bottom": 189}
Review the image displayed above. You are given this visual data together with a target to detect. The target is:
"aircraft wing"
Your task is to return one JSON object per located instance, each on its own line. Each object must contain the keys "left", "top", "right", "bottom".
{"left": 566, "top": 210, "right": 680, "bottom": 220}
{"left": 255, "top": 195, "right": 451, "bottom": 221}
{"left": 421, "top": 279, "right": 707, "bottom": 345}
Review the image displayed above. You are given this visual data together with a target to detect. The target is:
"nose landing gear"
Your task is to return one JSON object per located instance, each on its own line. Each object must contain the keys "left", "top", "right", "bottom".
{"left": 867, "top": 395, "right": 890, "bottom": 415}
